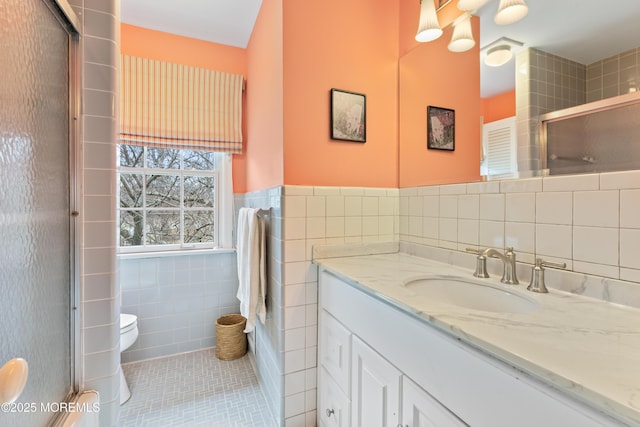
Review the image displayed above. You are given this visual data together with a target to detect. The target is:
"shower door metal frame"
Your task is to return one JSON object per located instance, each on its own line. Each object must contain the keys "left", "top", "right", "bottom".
{"left": 44, "top": 0, "right": 82, "bottom": 395}
{"left": 538, "top": 91, "right": 640, "bottom": 172}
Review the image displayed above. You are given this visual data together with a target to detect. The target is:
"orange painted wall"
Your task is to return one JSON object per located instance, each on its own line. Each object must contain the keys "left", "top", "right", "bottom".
{"left": 281, "top": 0, "right": 399, "bottom": 188}
{"left": 123, "top": 0, "right": 484, "bottom": 192}
{"left": 398, "top": 14, "right": 482, "bottom": 187}
{"left": 244, "top": 0, "right": 284, "bottom": 193}
{"left": 120, "top": 24, "right": 249, "bottom": 192}
{"left": 481, "top": 90, "right": 516, "bottom": 123}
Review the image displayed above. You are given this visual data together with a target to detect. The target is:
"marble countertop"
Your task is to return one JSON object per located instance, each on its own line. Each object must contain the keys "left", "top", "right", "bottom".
{"left": 315, "top": 252, "right": 640, "bottom": 426}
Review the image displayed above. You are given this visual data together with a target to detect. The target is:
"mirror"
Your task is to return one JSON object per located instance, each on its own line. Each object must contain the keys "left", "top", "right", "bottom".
{"left": 399, "top": 0, "right": 640, "bottom": 187}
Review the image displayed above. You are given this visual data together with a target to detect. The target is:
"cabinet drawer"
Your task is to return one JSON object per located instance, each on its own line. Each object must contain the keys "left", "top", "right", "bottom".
{"left": 319, "top": 367, "right": 350, "bottom": 427}
{"left": 320, "top": 309, "right": 351, "bottom": 394}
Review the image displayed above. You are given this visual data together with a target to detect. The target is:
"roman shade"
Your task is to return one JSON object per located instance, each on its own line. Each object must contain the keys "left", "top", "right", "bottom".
{"left": 120, "top": 55, "right": 244, "bottom": 153}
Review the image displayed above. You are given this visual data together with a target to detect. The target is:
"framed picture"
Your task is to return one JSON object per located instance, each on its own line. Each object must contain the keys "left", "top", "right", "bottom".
{"left": 330, "top": 88, "right": 366, "bottom": 142}
{"left": 427, "top": 106, "right": 455, "bottom": 151}
{"left": 436, "top": 0, "right": 452, "bottom": 11}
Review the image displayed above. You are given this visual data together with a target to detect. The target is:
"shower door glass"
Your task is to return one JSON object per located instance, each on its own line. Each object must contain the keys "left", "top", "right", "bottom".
{"left": 0, "top": 1, "right": 77, "bottom": 425}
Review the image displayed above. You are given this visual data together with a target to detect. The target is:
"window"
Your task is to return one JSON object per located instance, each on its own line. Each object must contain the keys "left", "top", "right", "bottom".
{"left": 118, "top": 145, "right": 231, "bottom": 252}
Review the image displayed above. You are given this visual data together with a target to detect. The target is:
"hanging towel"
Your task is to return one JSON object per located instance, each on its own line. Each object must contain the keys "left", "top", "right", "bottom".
{"left": 236, "top": 207, "right": 267, "bottom": 333}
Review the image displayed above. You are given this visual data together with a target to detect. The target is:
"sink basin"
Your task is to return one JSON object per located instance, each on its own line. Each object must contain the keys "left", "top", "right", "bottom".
{"left": 403, "top": 277, "right": 539, "bottom": 313}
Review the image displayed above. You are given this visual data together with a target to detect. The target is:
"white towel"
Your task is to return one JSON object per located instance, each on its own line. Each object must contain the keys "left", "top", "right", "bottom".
{"left": 236, "top": 207, "right": 267, "bottom": 333}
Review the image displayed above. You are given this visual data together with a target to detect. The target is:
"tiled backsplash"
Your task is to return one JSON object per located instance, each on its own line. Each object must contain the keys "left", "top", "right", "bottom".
{"left": 400, "top": 170, "right": 640, "bottom": 284}
{"left": 120, "top": 252, "right": 239, "bottom": 363}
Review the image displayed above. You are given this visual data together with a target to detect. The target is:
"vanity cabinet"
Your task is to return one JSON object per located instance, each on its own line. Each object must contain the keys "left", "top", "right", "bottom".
{"left": 318, "top": 274, "right": 467, "bottom": 427}
{"left": 402, "top": 376, "right": 467, "bottom": 427}
{"left": 319, "top": 312, "right": 463, "bottom": 427}
{"left": 351, "top": 335, "right": 401, "bottom": 426}
{"left": 318, "top": 268, "right": 621, "bottom": 427}
{"left": 318, "top": 310, "right": 351, "bottom": 427}
{"left": 318, "top": 366, "right": 350, "bottom": 427}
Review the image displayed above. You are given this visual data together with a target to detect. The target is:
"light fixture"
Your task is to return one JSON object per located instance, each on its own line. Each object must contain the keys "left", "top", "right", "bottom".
{"left": 456, "top": 0, "right": 489, "bottom": 11}
{"left": 484, "top": 45, "right": 512, "bottom": 67}
{"left": 415, "top": 0, "right": 443, "bottom": 43}
{"left": 494, "top": 0, "right": 528, "bottom": 25}
{"left": 448, "top": 13, "right": 475, "bottom": 53}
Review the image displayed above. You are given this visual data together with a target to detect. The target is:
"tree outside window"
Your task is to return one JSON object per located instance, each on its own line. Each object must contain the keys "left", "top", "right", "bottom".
{"left": 118, "top": 145, "right": 219, "bottom": 251}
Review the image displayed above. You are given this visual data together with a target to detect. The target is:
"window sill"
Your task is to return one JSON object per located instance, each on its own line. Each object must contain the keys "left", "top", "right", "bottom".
{"left": 117, "top": 247, "right": 236, "bottom": 260}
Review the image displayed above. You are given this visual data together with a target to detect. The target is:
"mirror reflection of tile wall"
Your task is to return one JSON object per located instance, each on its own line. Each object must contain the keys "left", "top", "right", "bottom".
{"left": 515, "top": 46, "right": 640, "bottom": 174}
{"left": 587, "top": 47, "right": 640, "bottom": 102}
{"left": 515, "top": 48, "right": 586, "bottom": 173}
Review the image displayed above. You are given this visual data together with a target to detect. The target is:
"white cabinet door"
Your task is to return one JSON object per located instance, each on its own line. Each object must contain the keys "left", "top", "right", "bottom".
{"left": 320, "top": 310, "right": 352, "bottom": 394}
{"left": 319, "top": 367, "right": 350, "bottom": 427}
{"left": 351, "top": 336, "right": 401, "bottom": 427}
{"left": 402, "top": 377, "right": 467, "bottom": 427}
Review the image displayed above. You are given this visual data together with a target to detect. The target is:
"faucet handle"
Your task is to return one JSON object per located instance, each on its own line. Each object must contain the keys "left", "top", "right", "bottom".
{"left": 537, "top": 259, "right": 566, "bottom": 270}
{"left": 527, "top": 258, "right": 567, "bottom": 293}
{"left": 466, "top": 248, "right": 490, "bottom": 278}
{"left": 473, "top": 255, "right": 490, "bottom": 278}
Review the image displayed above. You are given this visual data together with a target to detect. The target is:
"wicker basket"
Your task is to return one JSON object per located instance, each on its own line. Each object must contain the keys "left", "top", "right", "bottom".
{"left": 215, "top": 314, "right": 247, "bottom": 360}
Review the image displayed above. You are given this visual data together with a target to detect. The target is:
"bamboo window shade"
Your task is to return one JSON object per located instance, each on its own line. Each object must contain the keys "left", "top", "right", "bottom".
{"left": 120, "top": 55, "right": 244, "bottom": 153}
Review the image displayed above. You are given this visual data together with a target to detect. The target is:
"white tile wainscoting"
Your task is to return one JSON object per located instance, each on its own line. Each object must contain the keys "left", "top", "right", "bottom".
{"left": 244, "top": 175, "right": 640, "bottom": 426}
{"left": 400, "top": 170, "right": 640, "bottom": 284}
{"left": 238, "top": 185, "right": 399, "bottom": 426}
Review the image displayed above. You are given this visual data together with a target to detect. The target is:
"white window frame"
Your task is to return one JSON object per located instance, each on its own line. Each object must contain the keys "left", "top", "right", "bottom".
{"left": 117, "top": 146, "right": 233, "bottom": 254}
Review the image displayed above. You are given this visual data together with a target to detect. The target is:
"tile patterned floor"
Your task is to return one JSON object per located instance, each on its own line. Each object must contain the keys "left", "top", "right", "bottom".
{"left": 119, "top": 349, "right": 276, "bottom": 427}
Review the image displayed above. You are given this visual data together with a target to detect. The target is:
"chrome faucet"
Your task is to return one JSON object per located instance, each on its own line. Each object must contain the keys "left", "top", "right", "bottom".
{"left": 527, "top": 258, "right": 566, "bottom": 293}
{"left": 467, "top": 247, "right": 519, "bottom": 285}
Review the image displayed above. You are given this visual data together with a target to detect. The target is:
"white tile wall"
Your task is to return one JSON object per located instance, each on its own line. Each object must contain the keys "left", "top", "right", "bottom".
{"left": 620, "top": 189, "right": 640, "bottom": 228}
{"left": 574, "top": 227, "right": 619, "bottom": 265}
{"left": 440, "top": 195, "right": 458, "bottom": 218}
{"left": 536, "top": 192, "right": 572, "bottom": 225}
{"left": 574, "top": 191, "right": 619, "bottom": 227}
{"left": 237, "top": 174, "right": 640, "bottom": 426}
{"left": 237, "top": 187, "right": 284, "bottom": 423}
{"left": 621, "top": 229, "right": 640, "bottom": 269}
{"left": 458, "top": 195, "right": 479, "bottom": 219}
{"left": 458, "top": 219, "right": 479, "bottom": 246}
{"left": 505, "top": 222, "right": 535, "bottom": 258}
{"left": 506, "top": 193, "right": 535, "bottom": 223}
{"left": 400, "top": 170, "right": 640, "bottom": 282}
{"left": 278, "top": 185, "right": 398, "bottom": 426}
{"left": 479, "top": 194, "right": 505, "bottom": 221}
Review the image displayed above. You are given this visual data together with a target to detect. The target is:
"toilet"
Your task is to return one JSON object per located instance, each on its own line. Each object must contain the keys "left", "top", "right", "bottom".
{"left": 119, "top": 313, "right": 138, "bottom": 405}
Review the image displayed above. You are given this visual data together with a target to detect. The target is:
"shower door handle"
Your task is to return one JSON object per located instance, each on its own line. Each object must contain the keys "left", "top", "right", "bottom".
{"left": 0, "top": 358, "right": 28, "bottom": 404}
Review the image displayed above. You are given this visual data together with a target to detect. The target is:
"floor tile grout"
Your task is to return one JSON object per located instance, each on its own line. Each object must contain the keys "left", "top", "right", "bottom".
{"left": 118, "top": 349, "right": 276, "bottom": 427}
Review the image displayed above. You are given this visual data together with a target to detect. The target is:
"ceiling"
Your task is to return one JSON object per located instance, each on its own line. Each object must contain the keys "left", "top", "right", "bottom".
{"left": 121, "top": 0, "right": 640, "bottom": 97}
{"left": 478, "top": 0, "right": 640, "bottom": 97}
{"left": 121, "top": 0, "right": 263, "bottom": 48}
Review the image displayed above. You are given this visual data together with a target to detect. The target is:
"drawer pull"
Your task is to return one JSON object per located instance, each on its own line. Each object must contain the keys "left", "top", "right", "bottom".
{"left": 326, "top": 408, "right": 335, "bottom": 417}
